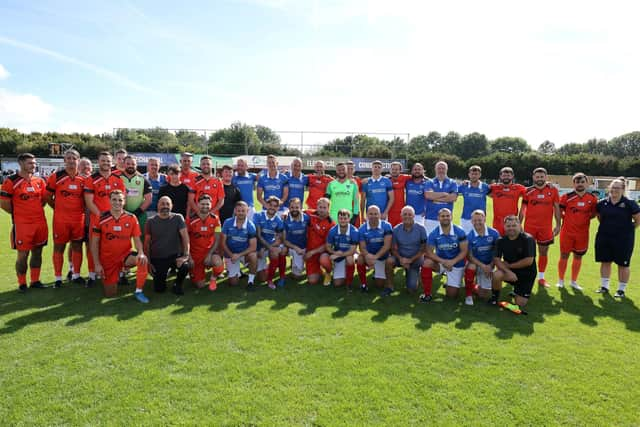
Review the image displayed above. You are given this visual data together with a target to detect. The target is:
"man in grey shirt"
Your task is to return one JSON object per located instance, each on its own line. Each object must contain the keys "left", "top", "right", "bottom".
{"left": 386, "top": 206, "right": 427, "bottom": 294}
{"left": 144, "top": 196, "right": 190, "bottom": 295}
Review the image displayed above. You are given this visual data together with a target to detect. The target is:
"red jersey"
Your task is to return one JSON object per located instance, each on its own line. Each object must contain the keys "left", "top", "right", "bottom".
{"left": 0, "top": 174, "right": 46, "bottom": 224}
{"left": 193, "top": 175, "right": 225, "bottom": 208}
{"left": 522, "top": 184, "right": 560, "bottom": 228}
{"left": 46, "top": 170, "right": 86, "bottom": 222}
{"left": 92, "top": 211, "right": 141, "bottom": 261}
{"left": 305, "top": 210, "right": 335, "bottom": 250}
{"left": 559, "top": 191, "right": 597, "bottom": 235}
{"left": 84, "top": 172, "right": 125, "bottom": 213}
{"left": 187, "top": 212, "right": 221, "bottom": 254}
{"left": 180, "top": 170, "right": 199, "bottom": 191}
{"left": 490, "top": 183, "right": 526, "bottom": 219}
{"left": 307, "top": 174, "right": 333, "bottom": 209}
{"left": 390, "top": 174, "right": 411, "bottom": 211}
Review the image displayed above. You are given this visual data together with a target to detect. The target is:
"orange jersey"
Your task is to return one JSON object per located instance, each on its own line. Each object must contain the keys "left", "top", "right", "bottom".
{"left": 84, "top": 172, "right": 125, "bottom": 213}
{"left": 92, "top": 211, "right": 141, "bottom": 261}
{"left": 490, "top": 183, "right": 526, "bottom": 219}
{"left": 187, "top": 212, "right": 221, "bottom": 254}
{"left": 0, "top": 174, "right": 46, "bottom": 224}
{"left": 193, "top": 175, "right": 225, "bottom": 208}
{"left": 46, "top": 170, "right": 86, "bottom": 222}
{"left": 180, "top": 170, "right": 199, "bottom": 190}
{"left": 390, "top": 174, "right": 411, "bottom": 211}
{"left": 522, "top": 184, "right": 560, "bottom": 228}
{"left": 559, "top": 191, "right": 597, "bottom": 235}
{"left": 307, "top": 174, "right": 333, "bottom": 209}
{"left": 305, "top": 210, "right": 335, "bottom": 250}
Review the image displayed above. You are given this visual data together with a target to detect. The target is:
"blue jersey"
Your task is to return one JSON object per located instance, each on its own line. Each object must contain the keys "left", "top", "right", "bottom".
{"left": 232, "top": 173, "right": 257, "bottom": 207}
{"left": 253, "top": 211, "right": 284, "bottom": 248}
{"left": 424, "top": 177, "right": 458, "bottom": 220}
{"left": 405, "top": 178, "right": 427, "bottom": 216}
{"left": 458, "top": 181, "right": 490, "bottom": 220}
{"left": 358, "top": 220, "right": 393, "bottom": 260}
{"left": 427, "top": 225, "right": 467, "bottom": 267}
{"left": 362, "top": 176, "right": 393, "bottom": 211}
{"left": 257, "top": 173, "right": 289, "bottom": 202}
{"left": 283, "top": 212, "right": 309, "bottom": 248}
{"left": 144, "top": 173, "right": 167, "bottom": 211}
{"left": 467, "top": 226, "right": 500, "bottom": 264}
{"left": 284, "top": 172, "right": 308, "bottom": 207}
{"left": 327, "top": 224, "right": 359, "bottom": 262}
{"left": 222, "top": 217, "right": 257, "bottom": 254}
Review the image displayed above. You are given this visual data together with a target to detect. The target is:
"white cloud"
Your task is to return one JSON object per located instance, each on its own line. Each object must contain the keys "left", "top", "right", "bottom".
{"left": 0, "top": 64, "right": 9, "bottom": 80}
{"left": 0, "top": 88, "right": 53, "bottom": 129}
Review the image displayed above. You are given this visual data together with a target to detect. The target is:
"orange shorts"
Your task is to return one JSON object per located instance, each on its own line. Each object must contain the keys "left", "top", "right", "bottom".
{"left": 100, "top": 251, "right": 134, "bottom": 285}
{"left": 190, "top": 251, "right": 208, "bottom": 283}
{"left": 560, "top": 231, "right": 589, "bottom": 255}
{"left": 53, "top": 219, "right": 85, "bottom": 244}
{"left": 11, "top": 221, "right": 48, "bottom": 251}
{"left": 524, "top": 224, "right": 554, "bottom": 245}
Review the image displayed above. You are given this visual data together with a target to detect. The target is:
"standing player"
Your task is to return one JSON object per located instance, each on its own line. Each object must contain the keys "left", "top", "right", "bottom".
{"left": 283, "top": 198, "right": 310, "bottom": 280}
{"left": 66, "top": 157, "right": 94, "bottom": 281}
{"left": 112, "top": 148, "right": 127, "bottom": 176}
{"left": 307, "top": 160, "right": 333, "bottom": 210}
{"left": 221, "top": 201, "right": 258, "bottom": 290}
{"left": 357, "top": 205, "right": 393, "bottom": 293}
{"left": 387, "top": 206, "right": 427, "bottom": 296}
{"left": 326, "top": 209, "right": 359, "bottom": 288}
{"left": 144, "top": 157, "right": 166, "bottom": 218}
{"left": 91, "top": 190, "right": 149, "bottom": 302}
{"left": 121, "top": 156, "right": 152, "bottom": 233}
{"left": 405, "top": 162, "right": 427, "bottom": 226}
{"left": 489, "top": 167, "right": 526, "bottom": 235}
{"left": 423, "top": 161, "right": 458, "bottom": 235}
{"left": 189, "top": 156, "right": 225, "bottom": 216}
{"left": 84, "top": 151, "right": 125, "bottom": 287}
{"left": 232, "top": 158, "right": 258, "bottom": 219}
{"left": 345, "top": 160, "right": 363, "bottom": 226}
{"left": 284, "top": 158, "right": 308, "bottom": 209}
{"left": 187, "top": 194, "right": 224, "bottom": 291}
{"left": 304, "top": 198, "right": 335, "bottom": 285}
{"left": 0, "top": 153, "right": 48, "bottom": 292}
{"left": 421, "top": 208, "right": 468, "bottom": 302}
{"left": 465, "top": 210, "right": 500, "bottom": 305}
{"left": 179, "top": 152, "right": 199, "bottom": 191}
{"left": 257, "top": 155, "right": 289, "bottom": 215}
{"left": 388, "top": 161, "right": 411, "bottom": 227}
{"left": 219, "top": 165, "right": 243, "bottom": 225}
{"left": 45, "top": 149, "right": 86, "bottom": 287}
{"left": 326, "top": 162, "right": 359, "bottom": 221}
{"left": 361, "top": 160, "right": 394, "bottom": 221}
{"left": 556, "top": 173, "right": 597, "bottom": 290}
{"left": 458, "top": 165, "right": 491, "bottom": 234}
{"left": 254, "top": 196, "right": 286, "bottom": 289}
{"left": 158, "top": 165, "right": 191, "bottom": 219}
{"left": 518, "top": 167, "right": 561, "bottom": 288}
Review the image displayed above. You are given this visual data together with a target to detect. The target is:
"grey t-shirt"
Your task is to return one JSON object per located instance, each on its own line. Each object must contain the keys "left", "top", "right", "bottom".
{"left": 392, "top": 222, "right": 427, "bottom": 258}
{"left": 146, "top": 213, "right": 186, "bottom": 259}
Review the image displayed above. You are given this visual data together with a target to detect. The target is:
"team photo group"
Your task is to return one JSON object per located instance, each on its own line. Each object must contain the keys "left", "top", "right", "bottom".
{"left": 2, "top": 149, "right": 639, "bottom": 315}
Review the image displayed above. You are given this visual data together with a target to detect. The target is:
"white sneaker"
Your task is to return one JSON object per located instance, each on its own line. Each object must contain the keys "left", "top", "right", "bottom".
{"left": 464, "top": 296, "right": 474, "bottom": 306}
{"left": 570, "top": 282, "right": 583, "bottom": 291}
{"left": 556, "top": 282, "right": 564, "bottom": 288}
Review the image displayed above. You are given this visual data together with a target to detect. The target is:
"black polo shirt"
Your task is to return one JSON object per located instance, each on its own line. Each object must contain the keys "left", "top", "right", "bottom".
{"left": 596, "top": 196, "right": 640, "bottom": 237}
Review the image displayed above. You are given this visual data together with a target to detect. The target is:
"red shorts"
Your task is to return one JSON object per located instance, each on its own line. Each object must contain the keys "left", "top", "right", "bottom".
{"left": 100, "top": 251, "right": 133, "bottom": 285}
{"left": 387, "top": 210, "right": 402, "bottom": 227}
{"left": 53, "top": 220, "right": 85, "bottom": 244}
{"left": 560, "top": 231, "right": 589, "bottom": 255}
{"left": 524, "top": 224, "right": 554, "bottom": 245}
{"left": 11, "top": 221, "right": 48, "bottom": 251}
{"left": 190, "top": 251, "right": 208, "bottom": 283}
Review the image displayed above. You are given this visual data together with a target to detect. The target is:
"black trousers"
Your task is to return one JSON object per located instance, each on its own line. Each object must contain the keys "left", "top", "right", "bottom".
{"left": 150, "top": 255, "right": 189, "bottom": 292}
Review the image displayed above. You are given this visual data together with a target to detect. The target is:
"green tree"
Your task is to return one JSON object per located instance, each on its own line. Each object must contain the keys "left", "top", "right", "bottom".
{"left": 538, "top": 140, "right": 556, "bottom": 155}
{"left": 490, "top": 136, "right": 531, "bottom": 154}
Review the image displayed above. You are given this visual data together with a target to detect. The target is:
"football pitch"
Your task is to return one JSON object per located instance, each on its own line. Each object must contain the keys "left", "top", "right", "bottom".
{"left": 1, "top": 198, "right": 639, "bottom": 425}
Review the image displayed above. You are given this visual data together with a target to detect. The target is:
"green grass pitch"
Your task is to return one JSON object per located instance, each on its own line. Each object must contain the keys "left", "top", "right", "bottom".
{"left": 1, "top": 197, "right": 639, "bottom": 425}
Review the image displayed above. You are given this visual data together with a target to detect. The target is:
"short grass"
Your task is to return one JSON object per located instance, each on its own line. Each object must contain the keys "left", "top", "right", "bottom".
{"left": 1, "top": 198, "right": 639, "bottom": 425}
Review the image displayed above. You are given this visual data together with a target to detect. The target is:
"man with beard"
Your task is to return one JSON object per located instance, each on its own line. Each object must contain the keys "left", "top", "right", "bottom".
{"left": 145, "top": 196, "right": 190, "bottom": 295}
{"left": 518, "top": 167, "right": 561, "bottom": 288}
{"left": 285, "top": 158, "right": 308, "bottom": 209}
{"left": 307, "top": 160, "right": 333, "bottom": 210}
{"left": 489, "top": 167, "right": 526, "bottom": 236}
{"left": 112, "top": 148, "right": 127, "bottom": 176}
{"left": 305, "top": 198, "right": 335, "bottom": 286}
{"left": 405, "top": 162, "right": 428, "bottom": 226}
{"left": 424, "top": 161, "right": 458, "bottom": 235}
{"left": 158, "top": 165, "right": 192, "bottom": 219}
{"left": 188, "top": 194, "right": 224, "bottom": 291}
{"left": 121, "top": 156, "right": 152, "bottom": 233}
{"left": 458, "top": 165, "right": 491, "bottom": 234}
{"left": 556, "top": 173, "right": 597, "bottom": 290}
{"left": 283, "top": 197, "right": 310, "bottom": 280}
{"left": 326, "top": 162, "right": 359, "bottom": 221}
{"left": 219, "top": 165, "right": 242, "bottom": 225}
{"left": 387, "top": 206, "right": 427, "bottom": 296}
{"left": 221, "top": 201, "right": 258, "bottom": 289}
{"left": 358, "top": 205, "right": 393, "bottom": 294}
{"left": 189, "top": 155, "right": 225, "bottom": 216}
{"left": 232, "top": 158, "right": 258, "bottom": 219}
{"left": 254, "top": 196, "right": 286, "bottom": 289}
{"left": 387, "top": 161, "right": 411, "bottom": 227}
{"left": 361, "top": 160, "right": 394, "bottom": 221}
{"left": 66, "top": 157, "right": 94, "bottom": 282}
{"left": 257, "top": 155, "right": 289, "bottom": 216}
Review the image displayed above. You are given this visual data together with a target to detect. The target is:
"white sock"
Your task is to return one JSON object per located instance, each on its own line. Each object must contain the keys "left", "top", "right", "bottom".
{"left": 72, "top": 273, "right": 80, "bottom": 280}
{"left": 538, "top": 272, "right": 545, "bottom": 280}
{"left": 68, "top": 262, "right": 74, "bottom": 271}
{"left": 248, "top": 274, "right": 255, "bottom": 283}
{"left": 557, "top": 279, "right": 564, "bottom": 286}
{"left": 618, "top": 282, "right": 627, "bottom": 292}
{"left": 89, "top": 272, "right": 96, "bottom": 280}
{"left": 55, "top": 276, "right": 62, "bottom": 281}
{"left": 135, "top": 288, "right": 142, "bottom": 293}
{"left": 601, "top": 278, "right": 610, "bottom": 289}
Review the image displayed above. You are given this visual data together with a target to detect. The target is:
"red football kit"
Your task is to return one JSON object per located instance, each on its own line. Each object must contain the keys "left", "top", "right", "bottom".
{"left": 307, "top": 175, "right": 333, "bottom": 209}
{"left": 489, "top": 183, "right": 526, "bottom": 235}
{"left": 1, "top": 174, "right": 48, "bottom": 250}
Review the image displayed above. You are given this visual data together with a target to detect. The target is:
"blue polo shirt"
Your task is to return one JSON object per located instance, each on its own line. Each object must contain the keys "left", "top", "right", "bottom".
{"left": 327, "top": 224, "right": 359, "bottom": 262}
{"left": 358, "top": 220, "right": 393, "bottom": 260}
{"left": 467, "top": 225, "right": 500, "bottom": 264}
{"left": 427, "top": 225, "right": 467, "bottom": 267}
{"left": 458, "top": 181, "right": 490, "bottom": 220}
{"left": 596, "top": 196, "right": 640, "bottom": 237}
{"left": 144, "top": 172, "right": 167, "bottom": 211}
{"left": 284, "top": 172, "right": 308, "bottom": 207}
{"left": 232, "top": 172, "right": 257, "bottom": 207}
{"left": 283, "top": 212, "right": 309, "bottom": 248}
{"left": 392, "top": 222, "right": 427, "bottom": 259}
{"left": 362, "top": 176, "right": 393, "bottom": 211}
{"left": 424, "top": 177, "right": 458, "bottom": 220}
{"left": 222, "top": 217, "right": 257, "bottom": 254}
{"left": 253, "top": 211, "right": 284, "bottom": 248}
{"left": 257, "top": 172, "right": 289, "bottom": 202}
{"left": 405, "top": 178, "right": 427, "bottom": 216}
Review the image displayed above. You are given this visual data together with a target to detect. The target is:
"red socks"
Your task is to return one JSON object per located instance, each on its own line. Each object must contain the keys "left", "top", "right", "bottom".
{"left": 267, "top": 257, "right": 278, "bottom": 282}
{"left": 212, "top": 265, "right": 225, "bottom": 276}
{"left": 72, "top": 249, "right": 83, "bottom": 275}
{"left": 17, "top": 273, "right": 27, "bottom": 286}
{"left": 421, "top": 267, "right": 433, "bottom": 296}
{"left": 135, "top": 261, "right": 148, "bottom": 290}
{"left": 538, "top": 255, "right": 548, "bottom": 274}
{"left": 30, "top": 267, "right": 41, "bottom": 283}
{"left": 464, "top": 268, "right": 475, "bottom": 297}
{"left": 571, "top": 258, "right": 582, "bottom": 282}
{"left": 357, "top": 264, "right": 367, "bottom": 286}
{"left": 278, "top": 255, "right": 286, "bottom": 279}
{"left": 558, "top": 258, "right": 568, "bottom": 281}
{"left": 53, "top": 251, "right": 64, "bottom": 277}
{"left": 346, "top": 264, "right": 355, "bottom": 286}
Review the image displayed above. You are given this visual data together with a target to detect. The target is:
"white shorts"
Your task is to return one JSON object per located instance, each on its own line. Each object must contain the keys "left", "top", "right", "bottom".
{"left": 333, "top": 259, "right": 347, "bottom": 279}
{"left": 290, "top": 249, "right": 305, "bottom": 275}
{"left": 257, "top": 250, "right": 268, "bottom": 272}
{"left": 424, "top": 219, "right": 439, "bottom": 235}
{"left": 414, "top": 215, "right": 426, "bottom": 227}
{"left": 372, "top": 259, "right": 386, "bottom": 279}
{"left": 460, "top": 219, "right": 473, "bottom": 235}
{"left": 475, "top": 267, "right": 493, "bottom": 290}
{"left": 225, "top": 256, "right": 249, "bottom": 278}
{"left": 438, "top": 265, "right": 465, "bottom": 287}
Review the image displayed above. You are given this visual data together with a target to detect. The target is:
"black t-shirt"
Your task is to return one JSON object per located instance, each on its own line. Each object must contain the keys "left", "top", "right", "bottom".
{"left": 158, "top": 183, "right": 190, "bottom": 219}
{"left": 494, "top": 232, "right": 537, "bottom": 274}
{"left": 220, "top": 183, "right": 242, "bottom": 224}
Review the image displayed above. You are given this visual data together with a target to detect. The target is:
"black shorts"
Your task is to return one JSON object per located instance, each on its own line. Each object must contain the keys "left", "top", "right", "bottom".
{"left": 595, "top": 234, "right": 634, "bottom": 267}
{"left": 506, "top": 268, "right": 536, "bottom": 299}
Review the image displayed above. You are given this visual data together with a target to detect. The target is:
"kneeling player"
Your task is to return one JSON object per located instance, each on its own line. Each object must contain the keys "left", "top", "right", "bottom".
{"left": 221, "top": 201, "right": 258, "bottom": 289}
{"left": 388, "top": 206, "right": 427, "bottom": 296}
{"left": 326, "top": 209, "right": 359, "bottom": 288}
{"left": 91, "top": 190, "right": 149, "bottom": 302}
{"left": 357, "top": 205, "right": 393, "bottom": 294}
{"left": 421, "top": 208, "right": 468, "bottom": 302}
{"left": 283, "top": 198, "right": 309, "bottom": 280}
{"left": 465, "top": 210, "right": 500, "bottom": 305}
{"left": 254, "top": 196, "right": 286, "bottom": 289}
{"left": 188, "top": 194, "right": 224, "bottom": 291}
{"left": 304, "top": 198, "right": 335, "bottom": 285}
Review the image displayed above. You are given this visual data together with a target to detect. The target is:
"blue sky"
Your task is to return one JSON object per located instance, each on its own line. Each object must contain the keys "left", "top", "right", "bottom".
{"left": 1, "top": 0, "right": 639, "bottom": 148}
